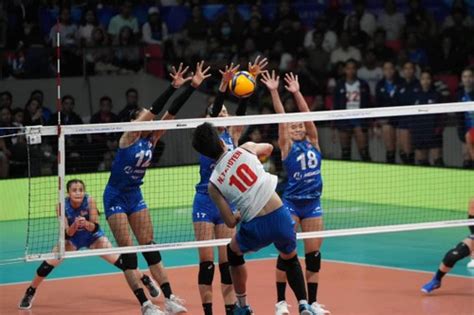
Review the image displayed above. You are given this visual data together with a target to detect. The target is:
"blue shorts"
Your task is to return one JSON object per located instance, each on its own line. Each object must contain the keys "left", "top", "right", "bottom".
{"left": 284, "top": 198, "right": 323, "bottom": 220}
{"left": 69, "top": 230, "right": 105, "bottom": 249}
{"left": 236, "top": 206, "right": 296, "bottom": 255}
{"left": 103, "top": 185, "right": 147, "bottom": 219}
{"left": 193, "top": 192, "right": 226, "bottom": 225}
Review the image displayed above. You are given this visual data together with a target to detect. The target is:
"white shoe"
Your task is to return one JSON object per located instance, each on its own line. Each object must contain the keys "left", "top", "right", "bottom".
{"left": 141, "top": 301, "right": 165, "bottom": 315}
{"left": 467, "top": 259, "right": 474, "bottom": 268}
{"left": 165, "top": 294, "right": 187, "bottom": 314}
{"left": 275, "top": 300, "right": 290, "bottom": 315}
{"left": 311, "top": 302, "right": 330, "bottom": 314}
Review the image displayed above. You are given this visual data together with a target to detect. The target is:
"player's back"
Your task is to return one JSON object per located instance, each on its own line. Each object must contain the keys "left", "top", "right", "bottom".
{"left": 107, "top": 137, "right": 154, "bottom": 190}
{"left": 283, "top": 140, "right": 322, "bottom": 201}
{"left": 210, "top": 147, "right": 277, "bottom": 222}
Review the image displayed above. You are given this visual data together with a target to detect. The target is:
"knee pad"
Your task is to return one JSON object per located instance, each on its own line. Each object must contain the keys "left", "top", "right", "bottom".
{"left": 142, "top": 241, "right": 162, "bottom": 266}
{"left": 198, "top": 261, "right": 215, "bottom": 285}
{"left": 442, "top": 242, "right": 470, "bottom": 268}
{"left": 305, "top": 251, "right": 321, "bottom": 273}
{"left": 276, "top": 255, "right": 287, "bottom": 272}
{"left": 468, "top": 215, "right": 474, "bottom": 235}
{"left": 219, "top": 262, "right": 232, "bottom": 285}
{"left": 36, "top": 261, "right": 55, "bottom": 277}
{"left": 279, "top": 254, "right": 301, "bottom": 270}
{"left": 226, "top": 244, "right": 245, "bottom": 266}
{"left": 120, "top": 253, "right": 138, "bottom": 270}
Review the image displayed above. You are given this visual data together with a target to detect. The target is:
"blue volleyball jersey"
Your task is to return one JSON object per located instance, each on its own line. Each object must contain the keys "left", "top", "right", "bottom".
{"left": 195, "top": 129, "right": 235, "bottom": 194}
{"left": 283, "top": 140, "right": 323, "bottom": 200}
{"left": 461, "top": 92, "right": 474, "bottom": 129}
{"left": 65, "top": 195, "right": 101, "bottom": 236}
{"left": 107, "top": 137, "right": 154, "bottom": 190}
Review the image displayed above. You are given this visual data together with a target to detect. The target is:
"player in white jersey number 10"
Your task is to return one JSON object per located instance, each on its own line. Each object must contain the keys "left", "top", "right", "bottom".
{"left": 192, "top": 122, "right": 318, "bottom": 315}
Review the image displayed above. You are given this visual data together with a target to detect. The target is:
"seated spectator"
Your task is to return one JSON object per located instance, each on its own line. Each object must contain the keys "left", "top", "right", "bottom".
{"left": 23, "top": 98, "right": 43, "bottom": 126}
{"left": 324, "top": 0, "right": 346, "bottom": 35}
{"left": 303, "top": 16, "right": 338, "bottom": 53}
{"left": 442, "top": 0, "right": 474, "bottom": 30}
{"left": 273, "top": 0, "right": 300, "bottom": 28}
{"left": 371, "top": 29, "right": 395, "bottom": 64}
{"left": 216, "top": 20, "right": 238, "bottom": 52}
{"left": 333, "top": 59, "right": 371, "bottom": 161}
{"left": 215, "top": 4, "right": 245, "bottom": 40}
{"left": 444, "top": 8, "right": 472, "bottom": 52}
{"left": 430, "top": 34, "right": 467, "bottom": 75}
{"left": 405, "top": 32, "right": 428, "bottom": 67}
{"left": 0, "top": 106, "right": 27, "bottom": 177}
{"left": 49, "top": 7, "right": 77, "bottom": 48}
{"left": 275, "top": 16, "right": 304, "bottom": 54}
{"left": 77, "top": 8, "right": 100, "bottom": 47}
{"left": 113, "top": 26, "right": 141, "bottom": 73}
{"left": 50, "top": 95, "right": 83, "bottom": 125}
{"left": 30, "top": 90, "right": 52, "bottom": 124}
{"left": 375, "top": 60, "right": 403, "bottom": 163}
{"left": 118, "top": 88, "right": 139, "bottom": 122}
{"left": 405, "top": 0, "right": 436, "bottom": 37}
{"left": 344, "top": 0, "right": 376, "bottom": 37}
{"left": 182, "top": 6, "right": 209, "bottom": 61}
{"left": 107, "top": 1, "right": 139, "bottom": 44}
{"left": 357, "top": 50, "right": 383, "bottom": 98}
{"left": 23, "top": 25, "right": 53, "bottom": 78}
{"left": 409, "top": 70, "right": 443, "bottom": 166}
{"left": 4, "top": 47, "right": 25, "bottom": 78}
{"left": 306, "top": 30, "right": 331, "bottom": 79}
{"left": 346, "top": 15, "right": 370, "bottom": 52}
{"left": 377, "top": 0, "right": 405, "bottom": 41}
{"left": 142, "top": 7, "right": 168, "bottom": 45}
{"left": 0, "top": 107, "right": 13, "bottom": 177}
{"left": 242, "top": 17, "right": 271, "bottom": 52}
{"left": 330, "top": 31, "right": 361, "bottom": 66}
{"left": 90, "top": 96, "right": 118, "bottom": 125}
{"left": 0, "top": 91, "right": 13, "bottom": 109}
{"left": 85, "top": 27, "right": 115, "bottom": 75}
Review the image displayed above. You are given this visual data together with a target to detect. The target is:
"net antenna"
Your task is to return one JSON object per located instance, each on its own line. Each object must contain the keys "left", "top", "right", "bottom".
{"left": 56, "top": 19, "right": 66, "bottom": 260}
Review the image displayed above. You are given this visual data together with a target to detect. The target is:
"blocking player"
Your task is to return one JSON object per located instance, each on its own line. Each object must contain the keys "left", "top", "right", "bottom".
{"left": 192, "top": 122, "right": 318, "bottom": 315}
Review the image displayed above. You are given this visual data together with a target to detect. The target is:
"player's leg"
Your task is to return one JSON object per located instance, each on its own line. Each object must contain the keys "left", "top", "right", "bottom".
{"left": 129, "top": 208, "right": 187, "bottom": 314}
{"left": 227, "top": 236, "right": 250, "bottom": 314}
{"left": 194, "top": 221, "right": 216, "bottom": 315}
{"left": 421, "top": 238, "right": 473, "bottom": 293}
{"left": 381, "top": 121, "right": 396, "bottom": 163}
{"left": 415, "top": 149, "right": 428, "bottom": 165}
{"left": 353, "top": 125, "right": 370, "bottom": 161}
{"left": 466, "top": 129, "right": 474, "bottom": 162}
{"left": 337, "top": 127, "right": 352, "bottom": 160}
{"left": 215, "top": 223, "right": 237, "bottom": 315}
{"left": 467, "top": 198, "right": 474, "bottom": 268}
{"left": 92, "top": 236, "right": 161, "bottom": 298}
{"left": 397, "top": 127, "right": 413, "bottom": 164}
{"left": 18, "top": 243, "right": 75, "bottom": 310}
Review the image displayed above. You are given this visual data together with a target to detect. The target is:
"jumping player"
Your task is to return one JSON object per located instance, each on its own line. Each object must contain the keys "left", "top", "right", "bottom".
{"left": 261, "top": 71, "right": 329, "bottom": 315}
{"left": 192, "top": 122, "right": 318, "bottom": 315}
{"left": 193, "top": 57, "right": 267, "bottom": 315}
{"left": 421, "top": 198, "right": 474, "bottom": 292}
{"left": 104, "top": 62, "right": 211, "bottom": 315}
{"left": 18, "top": 179, "right": 160, "bottom": 310}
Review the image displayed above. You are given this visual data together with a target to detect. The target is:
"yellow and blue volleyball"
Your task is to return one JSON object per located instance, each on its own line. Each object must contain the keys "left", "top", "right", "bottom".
{"left": 229, "top": 71, "right": 256, "bottom": 98}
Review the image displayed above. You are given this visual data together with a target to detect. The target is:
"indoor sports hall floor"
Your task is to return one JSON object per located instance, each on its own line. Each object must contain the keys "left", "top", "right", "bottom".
{"left": 0, "top": 219, "right": 473, "bottom": 315}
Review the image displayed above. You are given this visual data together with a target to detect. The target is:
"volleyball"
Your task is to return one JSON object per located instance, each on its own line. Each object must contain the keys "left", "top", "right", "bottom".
{"left": 229, "top": 71, "right": 256, "bottom": 98}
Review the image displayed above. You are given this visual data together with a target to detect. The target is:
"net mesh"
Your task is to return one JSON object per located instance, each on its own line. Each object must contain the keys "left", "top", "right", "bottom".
{"left": 20, "top": 102, "right": 474, "bottom": 261}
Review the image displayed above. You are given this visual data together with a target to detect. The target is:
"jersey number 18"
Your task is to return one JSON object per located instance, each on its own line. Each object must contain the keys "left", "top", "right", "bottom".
{"left": 229, "top": 163, "right": 257, "bottom": 193}
{"left": 296, "top": 151, "right": 318, "bottom": 170}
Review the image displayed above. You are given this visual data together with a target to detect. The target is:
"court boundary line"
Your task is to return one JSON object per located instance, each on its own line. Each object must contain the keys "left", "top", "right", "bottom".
{"left": 1, "top": 257, "right": 472, "bottom": 287}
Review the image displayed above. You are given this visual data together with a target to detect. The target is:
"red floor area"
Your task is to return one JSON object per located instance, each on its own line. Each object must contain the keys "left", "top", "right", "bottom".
{"left": 1, "top": 260, "right": 473, "bottom": 315}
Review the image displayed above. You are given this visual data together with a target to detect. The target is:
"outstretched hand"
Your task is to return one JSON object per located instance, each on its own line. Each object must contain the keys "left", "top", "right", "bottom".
{"left": 284, "top": 72, "right": 300, "bottom": 94}
{"left": 191, "top": 60, "right": 212, "bottom": 88}
{"left": 170, "top": 63, "right": 192, "bottom": 88}
{"left": 219, "top": 63, "right": 240, "bottom": 86}
{"left": 248, "top": 55, "right": 268, "bottom": 78}
{"left": 260, "top": 70, "right": 280, "bottom": 91}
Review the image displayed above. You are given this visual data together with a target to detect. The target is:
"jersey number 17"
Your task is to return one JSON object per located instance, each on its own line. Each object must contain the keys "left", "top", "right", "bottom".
{"left": 229, "top": 163, "right": 257, "bottom": 193}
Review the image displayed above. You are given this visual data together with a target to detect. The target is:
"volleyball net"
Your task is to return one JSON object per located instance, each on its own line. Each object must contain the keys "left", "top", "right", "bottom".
{"left": 15, "top": 101, "right": 474, "bottom": 261}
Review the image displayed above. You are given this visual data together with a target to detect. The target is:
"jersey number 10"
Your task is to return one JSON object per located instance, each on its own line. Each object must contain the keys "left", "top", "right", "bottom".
{"left": 297, "top": 151, "right": 318, "bottom": 170}
{"left": 229, "top": 163, "right": 257, "bottom": 193}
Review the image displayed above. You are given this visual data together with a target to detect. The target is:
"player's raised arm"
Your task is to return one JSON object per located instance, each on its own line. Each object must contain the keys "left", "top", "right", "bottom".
{"left": 153, "top": 60, "right": 212, "bottom": 142}
{"left": 284, "top": 72, "right": 320, "bottom": 151}
{"left": 240, "top": 141, "right": 273, "bottom": 158}
{"left": 208, "top": 63, "right": 240, "bottom": 117}
{"left": 208, "top": 183, "right": 240, "bottom": 228}
{"left": 261, "top": 70, "right": 291, "bottom": 157}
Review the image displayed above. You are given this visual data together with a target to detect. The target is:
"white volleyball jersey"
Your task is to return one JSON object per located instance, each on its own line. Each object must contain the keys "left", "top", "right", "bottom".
{"left": 210, "top": 148, "right": 278, "bottom": 222}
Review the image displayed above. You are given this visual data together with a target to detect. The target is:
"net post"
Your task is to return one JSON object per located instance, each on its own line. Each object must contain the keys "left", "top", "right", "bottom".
{"left": 56, "top": 21, "right": 66, "bottom": 260}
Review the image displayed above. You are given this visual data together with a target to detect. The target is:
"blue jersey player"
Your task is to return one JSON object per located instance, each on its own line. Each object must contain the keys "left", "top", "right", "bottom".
{"left": 103, "top": 62, "right": 211, "bottom": 315}
{"left": 261, "top": 71, "right": 329, "bottom": 315}
{"left": 193, "top": 57, "right": 268, "bottom": 315}
{"left": 18, "top": 179, "right": 160, "bottom": 310}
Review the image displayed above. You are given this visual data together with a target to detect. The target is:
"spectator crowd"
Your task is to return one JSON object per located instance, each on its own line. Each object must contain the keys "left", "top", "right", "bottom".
{"left": 1, "top": 0, "right": 474, "bottom": 178}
